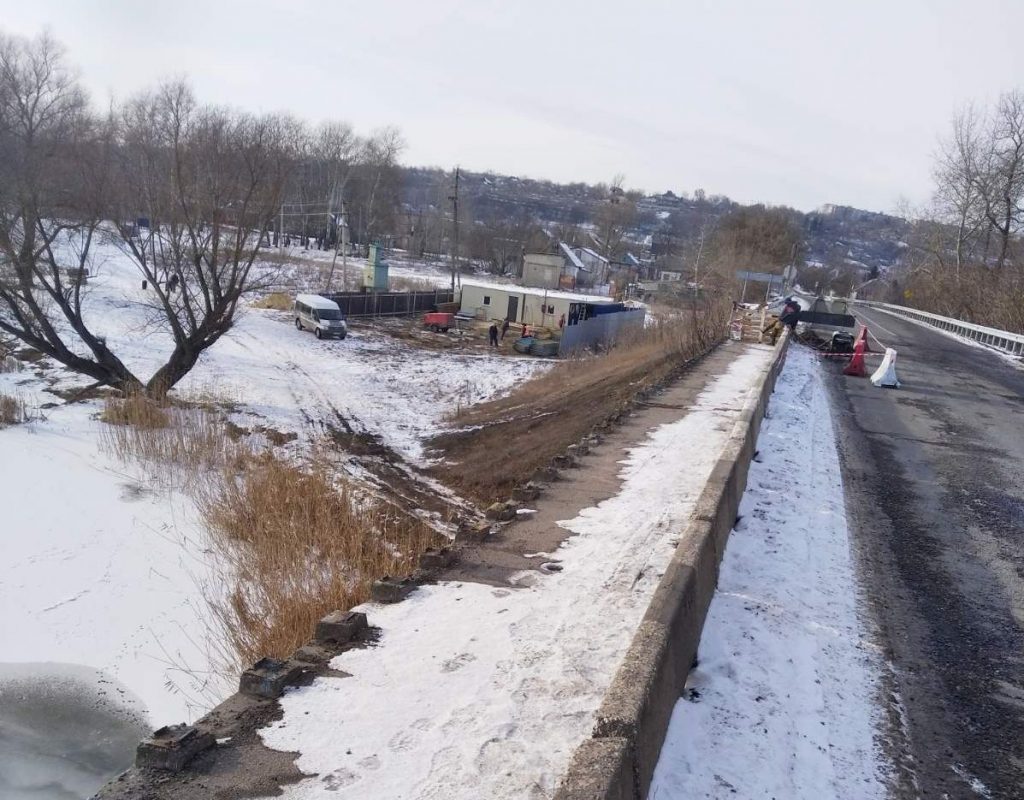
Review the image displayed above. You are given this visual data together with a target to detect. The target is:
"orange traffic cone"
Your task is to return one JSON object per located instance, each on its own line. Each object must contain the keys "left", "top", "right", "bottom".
{"left": 844, "top": 338, "right": 867, "bottom": 377}
{"left": 857, "top": 325, "right": 872, "bottom": 353}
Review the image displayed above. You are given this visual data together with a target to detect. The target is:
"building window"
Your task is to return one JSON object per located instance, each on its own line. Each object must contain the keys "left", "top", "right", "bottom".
{"left": 483, "top": 295, "right": 491, "bottom": 305}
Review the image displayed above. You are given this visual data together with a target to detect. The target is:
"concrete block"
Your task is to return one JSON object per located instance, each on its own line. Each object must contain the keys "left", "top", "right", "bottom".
{"left": 239, "top": 657, "right": 305, "bottom": 699}
{"left": 315, "top": 610, "right": 368, "bottom": 644}
{"left": 511, "top": 483, "right": 541, "bottom": 503}
{"left": 371, "top": 576, "right": 416, "bottom": 604}
{"left": 554, "top": 736, "right": 635, "bottom": 800}
{"left": 533, "top": 466, "right": 560, "bottom": 484}
{"left": 135, "top": 724, "right": 215, "bottom": 772}
{"left": 293, "top": 642, "right": 334, "bottom": 664}
{"left": 456, "top": 519, "right": 492, "bottom": 542}
{"left": 552, "top": 453, "right": 578, "bottom": 469}
{"left": 419, "top": 546, "right": 457, "bottom": 570}
{"left": 485, "top": 501, "right": 517, "bottom": 521}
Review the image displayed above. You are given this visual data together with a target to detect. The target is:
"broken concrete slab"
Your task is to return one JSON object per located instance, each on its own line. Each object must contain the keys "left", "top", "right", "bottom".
{"left": 485, "top": 501, "right": 517, "bottom": 521}
{"left": 511, "top": 483, "right": 542, "bottom": 503}
{"left": 371, "top": 576, "right": 417, "bottom": 604}
{"left": 135, "top": 724, "right": 215, "bottom": 772}
{"left": 239, "top": 657, "right": 305, "bottom": 699}
{"left": 419, "top": 546, "right": 457, "bottom": 570}
{"left": 314, "top": 610, "right": 368, "bottom": 644}
{"left": 456, "top": 518, "right": 492, "bottom": 543}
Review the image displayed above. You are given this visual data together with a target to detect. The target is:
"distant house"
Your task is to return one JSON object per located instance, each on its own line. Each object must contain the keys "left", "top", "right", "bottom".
{"left": 559, "top": 242, "right": 589, "bottom": 288}
{"left": 573, "top": 247, "right": 610, "bottom": 284}
{"left": 522, "top": 253, "right": 565, "bottom": 289}
{"left": 458, "top": 278, "right": 615, "bottom": 328}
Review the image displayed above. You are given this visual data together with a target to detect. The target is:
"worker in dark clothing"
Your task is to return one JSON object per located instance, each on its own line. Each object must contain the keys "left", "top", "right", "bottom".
{"left": 488, "top": 322, "right": 499, "bottom": 347}
{"left": 780, "top": 298, "right": 801, "bottom": 332}
{"left": 501, "top": 318, "right": 510, "bottom": 340}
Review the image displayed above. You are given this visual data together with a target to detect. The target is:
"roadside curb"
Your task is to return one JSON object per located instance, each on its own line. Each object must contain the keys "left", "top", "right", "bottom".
{"left": 554, "top": 332, "right": 790, "bottom": 800}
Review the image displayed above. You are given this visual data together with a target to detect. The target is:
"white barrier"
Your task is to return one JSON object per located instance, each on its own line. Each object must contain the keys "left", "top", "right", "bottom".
{"left": 871, "top": 348, "right": 900, "bottom": 388}
{"left": 853, "top": 300, "right": 1024, "bottom": 358}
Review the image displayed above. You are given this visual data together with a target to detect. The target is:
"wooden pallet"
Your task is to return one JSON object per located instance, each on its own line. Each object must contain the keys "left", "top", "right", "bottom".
{"left": 729, "top": 307, "right": 770, "bottom": 343}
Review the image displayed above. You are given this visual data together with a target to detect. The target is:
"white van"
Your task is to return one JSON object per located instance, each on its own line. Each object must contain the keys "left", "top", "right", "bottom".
{"left": 294, "top": 294, "right": 347, "bottom": 340}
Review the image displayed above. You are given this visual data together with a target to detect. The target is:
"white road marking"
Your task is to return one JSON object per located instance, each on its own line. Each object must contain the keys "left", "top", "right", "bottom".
{"left": 853, "top": 309, "right": 894, "bottom": 351}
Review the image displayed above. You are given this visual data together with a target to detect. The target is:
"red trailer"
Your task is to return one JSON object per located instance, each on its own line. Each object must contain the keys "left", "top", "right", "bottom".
{"left": 423, "top": 312, "right": 454, "bottom": 333}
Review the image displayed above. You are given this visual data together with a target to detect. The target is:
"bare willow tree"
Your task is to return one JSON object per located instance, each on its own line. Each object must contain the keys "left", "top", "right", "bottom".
{"left": 0, "top": 31, "right": 297, "bottom": 397}
{"left": 112, "top": 81, "right": 296, "bottom": 395}
{"left": 0, "top": 31, "right": 143, "bottom": 390}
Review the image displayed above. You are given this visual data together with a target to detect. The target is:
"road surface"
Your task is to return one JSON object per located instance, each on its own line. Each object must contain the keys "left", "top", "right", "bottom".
{"left": 826, "top": 306, "right": 1024, "bottom": 799}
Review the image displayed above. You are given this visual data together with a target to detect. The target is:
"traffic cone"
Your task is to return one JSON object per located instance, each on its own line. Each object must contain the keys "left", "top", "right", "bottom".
{"left": 843, "top": 338, "right": 867, "bottom": 377}
{"left": 857, "top": 325, "right": 872, "bottom": 353}
{"left": 871, "top": 348, "right": 901, "bottom": 388}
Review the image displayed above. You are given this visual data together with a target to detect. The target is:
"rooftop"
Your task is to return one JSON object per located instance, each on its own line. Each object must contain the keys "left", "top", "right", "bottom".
{"left": 460, "top": 278, "right": 614, "bottom": 304}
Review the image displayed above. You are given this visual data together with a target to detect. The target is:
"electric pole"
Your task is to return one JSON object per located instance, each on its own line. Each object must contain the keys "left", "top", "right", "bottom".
{"left": 448, "top": 166, "right": 460, "bottom": 292}
{"left": 325, "top": 200, "right": 349, "bottom": 292}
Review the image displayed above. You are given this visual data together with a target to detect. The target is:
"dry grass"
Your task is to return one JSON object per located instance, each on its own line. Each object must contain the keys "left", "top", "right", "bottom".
{"left": 389, "top": 275, "right": 445, "bottom": 292}
{"left": 0, "top": 393, "right": 26, "bottom": 426}
{"left": 431, "top": 297, "right": 731, "bottom": 501}
{"left": 99, "top": 391, "right": 441, "bottom": 669}
{"left": 99, "top": 395, "right": 249, "bottom": 489}
{"left": 251, "top": 292, "right": 294, "bottom": 311}
{"left": 197, "top": 454, "right": 441, "bottom": 666}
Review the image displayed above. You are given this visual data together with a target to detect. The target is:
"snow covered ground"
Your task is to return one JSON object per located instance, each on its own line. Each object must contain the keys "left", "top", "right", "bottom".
{"left": 269, "top": 244, "right": 454, "bottom": 291}
{"left": 647, "top": 345, "right": 887, "bottom": 799}
{"left": 0, "top": 240, "right": 548, "bottom": 741}
{"left": 258, "top": 344, "right": 775, "bottom": 800}
{"left": 178, "top": 311, "right": 545, "bottom": 464}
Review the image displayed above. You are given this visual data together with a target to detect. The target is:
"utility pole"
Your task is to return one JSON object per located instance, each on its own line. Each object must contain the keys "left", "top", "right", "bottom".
{"left": 448, "top": 166, "right": 460, "bottom": 292}
{"left": 325, "top": 200, "right": 350, "bottom": 292}
{"left": 341, "top": 199, "right": 349, "bottom": 290}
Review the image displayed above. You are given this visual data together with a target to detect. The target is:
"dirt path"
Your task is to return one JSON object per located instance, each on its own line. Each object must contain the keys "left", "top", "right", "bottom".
{"left": 442, "top": 342, "right": 745, "bottom": 586}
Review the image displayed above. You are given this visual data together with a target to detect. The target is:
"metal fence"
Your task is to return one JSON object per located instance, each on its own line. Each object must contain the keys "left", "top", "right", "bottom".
{"left": 854, "top": 300, "right": 1024, "bottom": 357}
{"left": 559, "top": 309, "right": 646, "bottom": 356}
{"left": 320, "top": 290, "right": 455, "bottom": 318}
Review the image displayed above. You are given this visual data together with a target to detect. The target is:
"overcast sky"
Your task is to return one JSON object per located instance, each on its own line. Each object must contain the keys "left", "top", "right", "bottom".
{"left": 3, "top": 0, "right": 1022, "bottom": 213}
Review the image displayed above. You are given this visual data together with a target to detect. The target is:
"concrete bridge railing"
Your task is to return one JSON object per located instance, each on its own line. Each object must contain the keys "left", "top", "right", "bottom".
{"left": 853, "top": 300, "right": 1024, "bottom": 358}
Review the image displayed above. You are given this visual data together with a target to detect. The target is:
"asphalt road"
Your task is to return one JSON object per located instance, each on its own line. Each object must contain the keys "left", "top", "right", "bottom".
{"left": 824, "top": 307, "right": 1024, "bottom": 799}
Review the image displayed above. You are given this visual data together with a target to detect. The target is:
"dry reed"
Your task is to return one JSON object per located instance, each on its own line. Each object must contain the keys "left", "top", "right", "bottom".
{"left": 0, "top": 393, "right": 25, "bottom": 426}
{"left": 99, "top": 395, "right": 249, "bottom": 490}
{"left": 197, "top": 454, "right": 440, "bottom": 666}
{"left": 98, "top": 391, "right": 441, "bottom": 669}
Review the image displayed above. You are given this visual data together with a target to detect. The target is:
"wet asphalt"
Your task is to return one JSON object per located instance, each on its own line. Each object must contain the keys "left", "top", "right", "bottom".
{"left": 824, "top": 308, "right": 1024, "bottom": 799}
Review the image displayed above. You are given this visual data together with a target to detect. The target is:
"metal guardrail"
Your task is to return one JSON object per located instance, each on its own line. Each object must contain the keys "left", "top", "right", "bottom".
{"left": 853, "top": 300, "right": 1024, "bottom": 357}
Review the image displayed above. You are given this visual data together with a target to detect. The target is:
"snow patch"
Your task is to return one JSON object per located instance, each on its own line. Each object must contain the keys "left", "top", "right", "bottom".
{"left": 647, "top": 345, "right": 887, "bottom": 799}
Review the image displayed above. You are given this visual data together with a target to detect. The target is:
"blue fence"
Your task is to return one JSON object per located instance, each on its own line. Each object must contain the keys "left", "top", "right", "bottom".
{"left": 559, "top": 309, "right": 646, "bottom": 356}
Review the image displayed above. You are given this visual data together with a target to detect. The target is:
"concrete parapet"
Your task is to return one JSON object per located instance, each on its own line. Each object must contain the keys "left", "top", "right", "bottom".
{"left": 554, "top": 333, "right": 791, "bottom": 799}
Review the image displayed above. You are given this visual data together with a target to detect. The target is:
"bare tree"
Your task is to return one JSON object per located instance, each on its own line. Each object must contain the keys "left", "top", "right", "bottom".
{"left": 978, "top": 91, "right": 1024, "bottom": 268}
{"left": 0, "top": 32, "right": 297, "bottom": 397}
{"left": 933, "top": 107, "right": 986, "bottom": 274}
{"left": 0, "top": 31, "right": 143, "bottom": 391}
{"left": 351, "top": 126, "right": 404, "bottom": 244}
{"left": 112, "top": 81, "right": 296, "bottom": 396}
{"left": 593, "top": 176, "right": 636, "bottom": 262}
